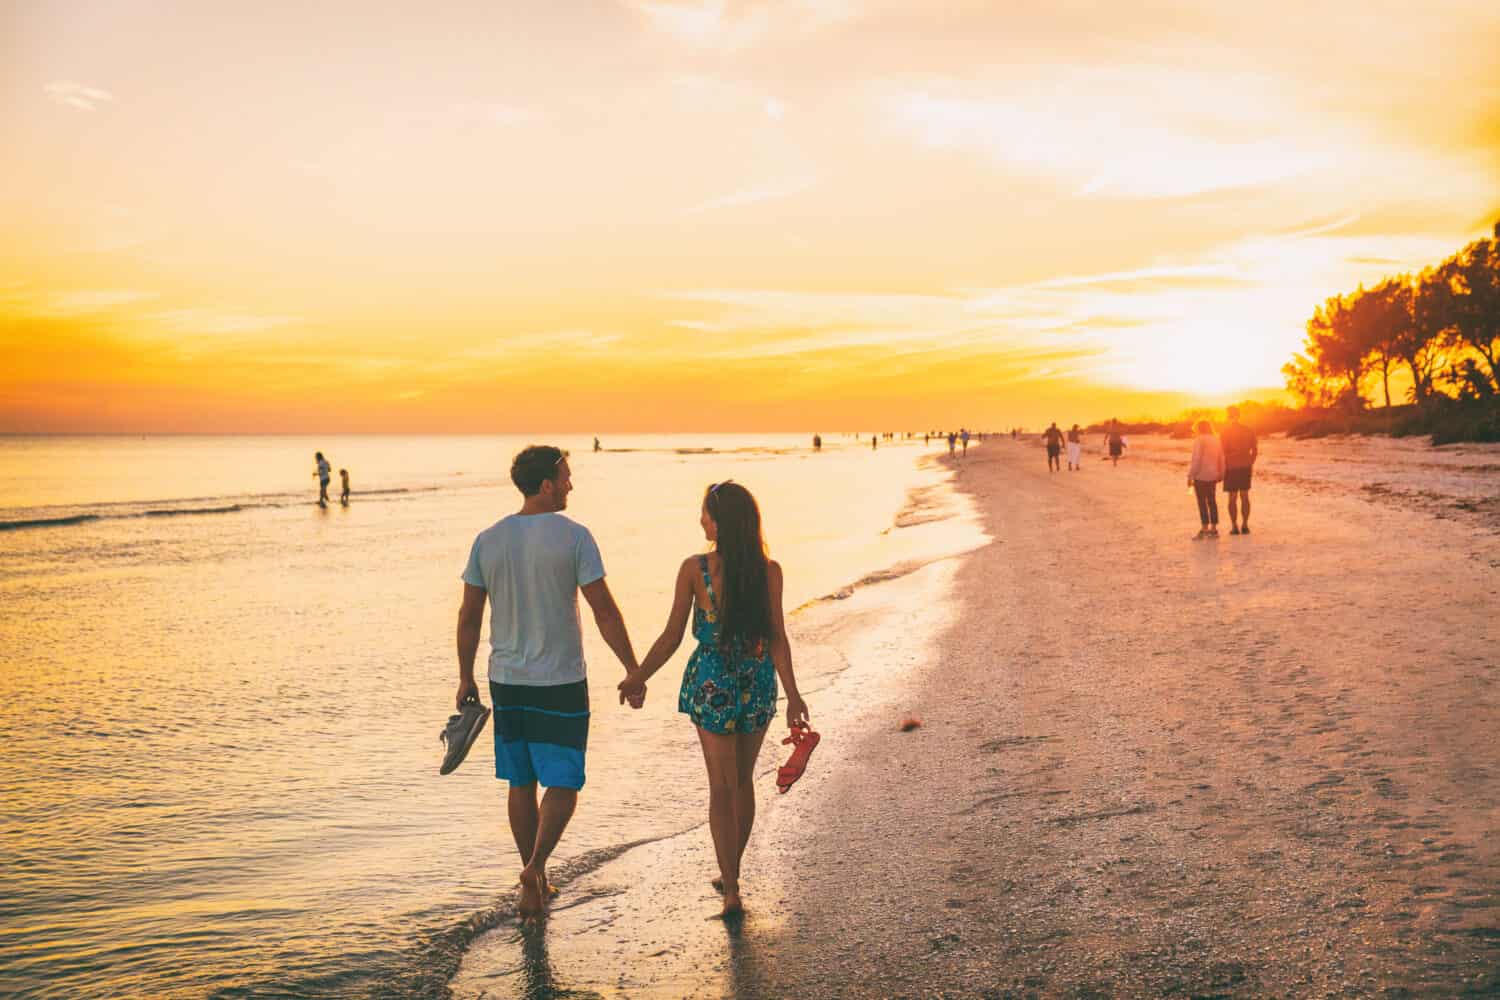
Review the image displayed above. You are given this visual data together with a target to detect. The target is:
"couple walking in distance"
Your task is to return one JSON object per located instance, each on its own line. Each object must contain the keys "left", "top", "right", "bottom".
{"left": 451, "top": 446, "right": 811, "bottom": 919}
{"left": 1186, "top": 406, "right": 1259, "bottom": 538}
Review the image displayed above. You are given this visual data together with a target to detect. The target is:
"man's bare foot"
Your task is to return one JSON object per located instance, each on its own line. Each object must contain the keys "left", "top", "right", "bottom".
{"left": 519, "top": 873, "right": 560, "bottom": 897}
{"left": 517, "top": 867, "right": 547, "bottom": 918}
{"left": 719, "top": 893, "right": 745, "bottom": 919}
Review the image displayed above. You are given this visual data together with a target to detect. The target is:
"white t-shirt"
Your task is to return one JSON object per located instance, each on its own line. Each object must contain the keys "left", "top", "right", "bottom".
{"left": 316, "top": 457, "right": 331, "bottom": 482}
{"left": 461, "top": 513, "right": 605, "bottom": 686}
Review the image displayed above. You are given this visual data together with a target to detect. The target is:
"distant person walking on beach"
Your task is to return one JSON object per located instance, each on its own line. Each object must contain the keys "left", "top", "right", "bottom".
{"left": 812, "top": 434, "right": 821, "bottom": 451}
{"left": 1219, "top": 406, "right": 1259, "bottom": 535}
{"left": 960, "top": 428, "right": 970, "bottom": 456}
{"left": 1042, "top": 422, "right": 1065, "bottom": 472}
{"left": 1066, "top": 424, "right": 1083, "bottom": 471}
{"left": 593, "top": 437, "right": 601, "bottom": 453}
{"left": 1104, "top": 421, "right": 1127, "bottom": 466}
{"left": 339, "top": 468, "right": 350, "bottom": 506}
{"left": 1187, "top": 421, "right": 1225, "bottom": 539}
{"left": 947, "top": 432, "right": 956, "bottom": 455}
{"left": 871, "top": 434, "right": 878, "bottom": 451}
{"left": 454, "top": 445, "right": 642, "bottom": 917}
{"left": 618, "top": 481, "right": 809, "bottom": 919}
{"left": 314, "top": 452, "right": 331, "bottom": 507}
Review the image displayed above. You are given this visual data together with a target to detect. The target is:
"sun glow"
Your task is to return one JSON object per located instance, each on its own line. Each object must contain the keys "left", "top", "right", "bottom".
{"left": 4, "top": 2, "right": 1497, "bottom": 431}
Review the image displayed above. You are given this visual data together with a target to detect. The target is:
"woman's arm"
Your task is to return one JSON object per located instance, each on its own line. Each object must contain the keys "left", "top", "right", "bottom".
{"left": 767, "top": 561, "right": 810, "bottom": 728}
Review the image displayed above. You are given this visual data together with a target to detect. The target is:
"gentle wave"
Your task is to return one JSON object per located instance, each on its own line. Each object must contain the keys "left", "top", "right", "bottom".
{"left": 143, "top": 504, "right": 243, "bottom": 518}
{"left": 0, "top": 487, "right": 454, "bottom": 534}
{"left": 0, "top": 514, "right": 101, "bottom": 532}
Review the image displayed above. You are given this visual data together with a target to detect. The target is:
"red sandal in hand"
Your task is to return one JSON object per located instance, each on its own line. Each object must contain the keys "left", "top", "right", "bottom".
{"left": 776, "top": 722, "right": 820, "bottom": 794}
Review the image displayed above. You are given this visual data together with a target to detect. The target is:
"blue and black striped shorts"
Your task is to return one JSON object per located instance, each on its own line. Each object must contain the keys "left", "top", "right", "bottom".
{"left": 489, "top": 680, "right": 589, "bottom": 790}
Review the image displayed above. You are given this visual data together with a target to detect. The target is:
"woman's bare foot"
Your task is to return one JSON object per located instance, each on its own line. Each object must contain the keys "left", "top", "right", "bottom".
{"left": 517, "top": 867, "right": 547, "bottom": 918}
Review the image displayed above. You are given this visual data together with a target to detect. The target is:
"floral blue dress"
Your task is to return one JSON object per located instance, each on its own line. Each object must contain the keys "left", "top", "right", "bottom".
{"left": 678, "top": 555, "right": 778, "bottom": 735}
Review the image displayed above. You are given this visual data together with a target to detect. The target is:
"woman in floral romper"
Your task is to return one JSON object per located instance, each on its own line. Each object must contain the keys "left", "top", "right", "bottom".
{"left": 619, "top": 481, "right": 810, "bottom": 917}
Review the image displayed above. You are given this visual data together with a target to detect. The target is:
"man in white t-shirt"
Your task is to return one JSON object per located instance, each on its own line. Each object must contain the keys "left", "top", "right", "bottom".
{"left": 455, "top": 444, "right": 642, "bottom": 917}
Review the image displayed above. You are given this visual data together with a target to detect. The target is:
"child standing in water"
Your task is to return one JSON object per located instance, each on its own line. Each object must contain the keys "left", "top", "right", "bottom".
{"left": 618, "top": 481, "right": 810, "bottom": 918}
{"left": 339, "top": 469, "right": 350, "bottom": 506}
{"left": 1187, "top": 420, "right": 1225, "bottom": 539}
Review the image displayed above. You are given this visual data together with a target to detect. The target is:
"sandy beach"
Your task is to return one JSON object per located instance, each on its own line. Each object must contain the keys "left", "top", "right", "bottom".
{"left": 451, "top": 437, "right": 1499, "bottom": 999}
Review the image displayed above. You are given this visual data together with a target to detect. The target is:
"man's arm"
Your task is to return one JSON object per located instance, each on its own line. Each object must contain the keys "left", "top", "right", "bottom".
{"left": 580, "top": 577, "right": 639, "bottom": 675}
{"left": 456, "top": 583, "right": 486, "bottom": 708}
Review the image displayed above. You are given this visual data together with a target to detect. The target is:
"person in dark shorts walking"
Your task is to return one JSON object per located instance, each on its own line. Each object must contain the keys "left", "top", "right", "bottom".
{"left": 1042, "top": 422, "right": 1064, "bottom": 472}
{"left": 454, "top": 445, "right": 642, "bottom": 917}
{"left": 1104, "top": 421, "right": 1127, "bottom": 465}
{"left": 1220, "top": 406, "right": 1259, "bottom": 534}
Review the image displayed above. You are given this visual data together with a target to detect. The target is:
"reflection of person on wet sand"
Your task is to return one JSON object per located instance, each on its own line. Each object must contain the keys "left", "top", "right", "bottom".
{"left": 617, "top": 481, "right": 810, "bottom": 919}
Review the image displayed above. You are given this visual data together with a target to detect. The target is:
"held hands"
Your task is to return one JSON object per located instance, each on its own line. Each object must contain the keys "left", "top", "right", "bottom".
{"left": 617, "top": 670, "right": 647, "bottom": 709}
{"left": 455, "top": 676, "right": 479, "bottom": 710}
{"left": 785, "top": 693, "right": 810, "bottom": 731}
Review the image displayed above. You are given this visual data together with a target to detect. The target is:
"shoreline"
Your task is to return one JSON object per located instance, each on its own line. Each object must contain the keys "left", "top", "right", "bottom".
{"left": 447, "top": 439, "right": 1499, "bottom": 997}
{"left": 446, "top": 455, "right": 985, "bottom": 998}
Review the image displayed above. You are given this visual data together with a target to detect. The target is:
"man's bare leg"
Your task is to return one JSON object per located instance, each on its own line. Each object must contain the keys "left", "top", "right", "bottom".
{"left": 1227, "top": 492, "right": 1241, "bottom": 532}
{"left": 517, "top": 788, "right": 577, "bottom": 917}
{"left": 1240, "top": 491, "right": 1251, "bottom": 531}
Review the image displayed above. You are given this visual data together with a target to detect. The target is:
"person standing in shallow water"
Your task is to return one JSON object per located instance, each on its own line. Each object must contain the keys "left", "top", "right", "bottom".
{"left": 1187, "top": 420, "right": 1225, "bottom": 539}
{"left": 314, "top": 452, "right": 331, "bottom": 507}
{"left": 618, "top": 481, "right": 810, "bottom": 919}
{"left": 1219, "top": 406, "right": 1259, "bottom": 534}
{"left": 339, "top": 468, "right": 351, "bottom": 506}
{"left": 455, "top": 445, "right": 642, "bottom": 918}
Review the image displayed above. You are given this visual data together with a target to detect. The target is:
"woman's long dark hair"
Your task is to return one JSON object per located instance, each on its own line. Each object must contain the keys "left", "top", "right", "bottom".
{"left": 704, "top": 481, "right": 772, "bottom": 653}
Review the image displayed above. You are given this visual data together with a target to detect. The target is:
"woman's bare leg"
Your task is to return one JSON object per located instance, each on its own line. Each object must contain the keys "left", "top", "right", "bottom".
{"left": 698, "top": 727, "right": 744, "bottom": 916}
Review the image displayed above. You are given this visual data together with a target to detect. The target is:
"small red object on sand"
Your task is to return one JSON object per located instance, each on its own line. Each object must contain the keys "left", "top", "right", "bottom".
{"left": 776, "top": 723, "right": 820, "bottom": 794}
{"left": 899, "top": 717, "right": 922, "bottom": 732}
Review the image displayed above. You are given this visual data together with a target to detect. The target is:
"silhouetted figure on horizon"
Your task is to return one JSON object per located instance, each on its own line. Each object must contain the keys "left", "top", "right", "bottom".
{"left": 1220, "top": 406, "right": 1259, "bottom": 534}
{"left": 1066, "top": 424, "right": 1083, "bottom": 471}
{"left": 1105, "top": 421, "right": 1127, "bottom": 466}
{"left": 1043, "top": 422, "right": 1064, "bottom": 472}
{"left": 1188, "top": 420, "right": 1225, "bottom": 540}
{"left": 314, "top": 452, "right": 331, "bottom": 507}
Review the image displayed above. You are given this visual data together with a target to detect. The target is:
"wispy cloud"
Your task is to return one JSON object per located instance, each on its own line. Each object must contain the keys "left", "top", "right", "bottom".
{"left": 885, "top": 77, "right": 1335, "bottom": 200}
{"left": 45, "top": 81, "right": 117, "bottom": 112}
{"left": 687, "top": 176, "right": 817, "bottom": 213}
{"left": 150, "top": 309, "right": 299, "bottom": 335}
{"left": 621, "top": 0, "right": 858, "bottom": 49}
{"left": 43, "top": 290, "right": 158, "bottom": 315}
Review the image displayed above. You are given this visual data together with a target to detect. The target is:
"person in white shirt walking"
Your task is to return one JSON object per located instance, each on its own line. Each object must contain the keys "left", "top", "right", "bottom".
{"left": 454, "top": 445, "right": 642, "bottom": 918}
{"left": 1187, "top": 420, "right": 1225, "bottom": 539}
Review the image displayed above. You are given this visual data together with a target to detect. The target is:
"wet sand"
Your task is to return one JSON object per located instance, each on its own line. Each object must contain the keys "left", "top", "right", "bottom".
{"left": 451, "top": 438, "right": 1500, "bottom": 998}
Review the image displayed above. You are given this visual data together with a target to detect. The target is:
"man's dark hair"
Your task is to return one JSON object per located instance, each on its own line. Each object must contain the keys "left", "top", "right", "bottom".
{"left": 511, "top": 445, "right": 566, "bottom": 497}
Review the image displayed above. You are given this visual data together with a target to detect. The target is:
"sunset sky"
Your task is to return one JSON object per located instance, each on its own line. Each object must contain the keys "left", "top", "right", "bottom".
{"left": 4, "top": 1, "right": 1498, "bottom": 432}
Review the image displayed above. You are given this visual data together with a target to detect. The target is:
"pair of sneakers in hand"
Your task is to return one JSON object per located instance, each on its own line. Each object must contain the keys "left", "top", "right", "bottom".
{"left": 440, "top": 696, "right": 491, "bottom": 775}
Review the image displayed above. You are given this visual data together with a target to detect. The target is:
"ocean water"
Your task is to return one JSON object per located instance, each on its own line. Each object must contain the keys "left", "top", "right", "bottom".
{"left": 0, "top": 433, "right": 980, "bottom": 999}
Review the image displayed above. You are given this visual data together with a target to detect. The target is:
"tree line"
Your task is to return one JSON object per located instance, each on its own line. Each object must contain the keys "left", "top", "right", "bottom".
{"left": 1282, "top": 222, "right": 1500, "bottom": 409}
